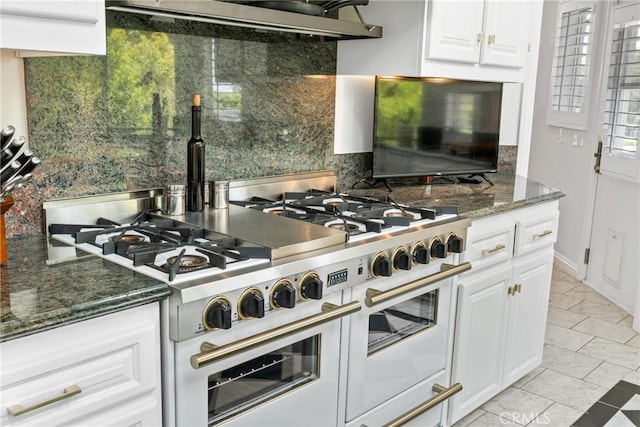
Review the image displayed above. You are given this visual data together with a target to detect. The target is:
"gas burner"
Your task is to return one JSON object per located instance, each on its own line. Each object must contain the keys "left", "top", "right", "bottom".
{"left": 165, "top": 254, "right": 209, "bottom": 272}
{"left": 328, "top": 223, "right": 362, "bottom": 235}
{"left": 268, "top": 209, "right": 287, "bottom": 215}
{"left": 384, "top": 210, "right": 413, "bottom": 219}
{"left": 108, "top": 234, "right": 145, "bottom": 244}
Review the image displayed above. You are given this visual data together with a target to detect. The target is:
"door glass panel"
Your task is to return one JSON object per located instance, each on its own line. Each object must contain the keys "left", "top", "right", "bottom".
{"left": 367, "top": 289, "right": 438, "bottom": 355}
{"left": 208, "top": 336, "right": 320, "bottom": 425}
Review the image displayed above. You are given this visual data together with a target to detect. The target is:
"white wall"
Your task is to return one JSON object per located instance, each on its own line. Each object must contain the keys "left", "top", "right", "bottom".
{"left": 0, "top": 50, "right": 28, "bottom": 134}
{"left": 527, "top": 0, "right": 608, "bottom": 270}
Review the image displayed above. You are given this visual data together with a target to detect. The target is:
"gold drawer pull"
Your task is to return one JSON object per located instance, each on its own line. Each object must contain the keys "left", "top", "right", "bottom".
{"left": 8, "top": 385, "right": 81, "bottom": 417}
{"left": 533, "top": 230, "right": 552, "bottom": 239}
{"left": 482, "top": 244, "right": 505, "bottom": 255}
{"left": 365, "top": 262, "right": 472, "bottom": 307}
{"left": 191, "top": 301, "right": 361, "bottom": 369}
{"left": 383, "top": 383, "right": 463, "bottom": 427}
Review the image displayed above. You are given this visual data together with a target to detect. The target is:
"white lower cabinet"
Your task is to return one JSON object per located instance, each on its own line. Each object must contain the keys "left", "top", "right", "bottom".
{"left": 448, "top": 202, "right": 558, "bottom": 425}
{"left": 0, "top": 303, "right": 162, "bottom": 426}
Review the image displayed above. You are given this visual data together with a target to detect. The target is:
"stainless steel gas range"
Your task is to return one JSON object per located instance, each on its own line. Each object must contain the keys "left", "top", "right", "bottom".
{"left": 43, "top": 171, "right": 472, "bottom": 427}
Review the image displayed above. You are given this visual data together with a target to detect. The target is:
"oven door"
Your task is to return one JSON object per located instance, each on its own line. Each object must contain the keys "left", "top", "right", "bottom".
{"left": 345, "top": 261, "right": 468, "bottom": 421}
{"left": 174, "top": 293, "right": 358, "bottom": 426}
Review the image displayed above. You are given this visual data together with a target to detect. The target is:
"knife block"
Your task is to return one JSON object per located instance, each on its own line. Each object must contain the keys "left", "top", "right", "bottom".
{"left": 0, "top": 196, "right": 14, "bottom": 265}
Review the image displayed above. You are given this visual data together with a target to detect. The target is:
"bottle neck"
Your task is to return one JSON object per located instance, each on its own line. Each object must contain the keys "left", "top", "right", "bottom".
{"left": 191, "top": 106, "right": 201, "bottom": 139}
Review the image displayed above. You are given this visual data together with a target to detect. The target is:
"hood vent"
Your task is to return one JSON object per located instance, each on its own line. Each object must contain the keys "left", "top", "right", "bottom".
{"left": 105, "top": 0, "right": 382, "bottom": 39}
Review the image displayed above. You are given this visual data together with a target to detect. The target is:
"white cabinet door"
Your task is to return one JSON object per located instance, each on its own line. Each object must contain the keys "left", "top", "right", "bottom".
{"left": 502, "top": 250, "right": 554, "bottom": 385}
{"left": 480, "top": 0, "right": 530, "bottom": 67}
{"left": 0, "top": 0, "right": 106, "bottom": 55}
{"left": 449, "top": 266, "right": 511, "bottom": 424}
{"left": 426, "top": 0, "right": 484, "bottom": 64}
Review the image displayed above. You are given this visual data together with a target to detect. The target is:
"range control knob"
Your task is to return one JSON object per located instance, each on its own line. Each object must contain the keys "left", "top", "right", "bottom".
{"left": 299, "top": 271, "right": 323, "bottom": 300}
{"left": 271, "top": 279, "right": 296, "bottom": 309}
{"left": 430, "top": 237, "right": 447, "bottom": 259}
{"left": 411, "top": 242, "right": 430, "bottom": 265}
{"left": 392, "top": 247, "right": 412, "bottom": 271}
{"left": 371, "top": 252, "right": 392, "bottom": 278}
{"left": 203, "top": 297, "right": 232, "bottom": 330}
{"left": 238, "top": 288, "right": 265, "bottom": 319}
{"left": 447, "top": 233, "right": 464, "bottom": 254}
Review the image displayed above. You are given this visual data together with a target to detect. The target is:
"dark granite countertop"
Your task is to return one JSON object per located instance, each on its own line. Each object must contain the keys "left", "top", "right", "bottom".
{"left": 0, "top": 235, "right": 170, "bottom": 343}
{"left": 0, "top": 173, "right": 561, "bottom": 343}
{"left": 349, "top": 173, "right": 564, "bottom": 219}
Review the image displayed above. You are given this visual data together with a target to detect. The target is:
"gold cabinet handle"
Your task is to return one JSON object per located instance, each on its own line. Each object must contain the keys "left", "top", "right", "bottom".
{"left": 508, "top": 286, "right": 514, "bottom": 296}
{"left": 365, "top": 262, "right": 472, "bottom": 307}
{"left": 515, "top": 284, "right": 522, "bottom": 294}
{"left": 191, "top": 301, "right": 361, "bottom": 369}
{"left": 482, "top": 244, "right": 505, "bottom": 255}
{"left": 533, "top": 230, "right": 552, "bottom": 239}
{"left": 477, "top": 32, "right": 484, "bottom": 43}
{"left": 7, "top": 385, "right": 81, "bottom": 417}
{"left": 383, "top": 383, "right": 463, "bottom": 427}
{"left": 487, "top": 34, "right": 496, "bottom": 44}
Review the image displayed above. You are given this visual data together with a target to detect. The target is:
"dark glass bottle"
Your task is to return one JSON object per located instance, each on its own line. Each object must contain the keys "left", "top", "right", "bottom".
{"left": 187, "top": 94, "right": 205, "bottom": 212}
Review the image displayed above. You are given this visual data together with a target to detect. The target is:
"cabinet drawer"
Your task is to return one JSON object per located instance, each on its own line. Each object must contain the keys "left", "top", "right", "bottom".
{"left": 0, "top": 304, "right": 161, "bottom": 426}
{"left": 463, "top": 222, "right": 515, "bottom": 271}
{"left": 514, "top": 212, "right": 559, "bottom": 257}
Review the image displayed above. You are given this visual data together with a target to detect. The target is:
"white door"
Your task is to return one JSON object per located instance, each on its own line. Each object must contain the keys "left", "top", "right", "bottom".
{"left": 583, "top": 3, "right": 640, "bottom": 331}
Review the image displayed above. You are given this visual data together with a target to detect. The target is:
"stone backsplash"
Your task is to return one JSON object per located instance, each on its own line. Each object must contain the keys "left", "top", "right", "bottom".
{"left": 5, "top": 11, "right": 515, "bottom": 237}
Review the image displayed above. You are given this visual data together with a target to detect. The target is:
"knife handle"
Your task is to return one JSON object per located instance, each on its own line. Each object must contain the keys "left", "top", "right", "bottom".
{"left": 0, "top": 161, "right": 21, "bottom": 184}
{"left": 0, "top": 125, "right": 15, "bottom": 150}
{"left": 15, "top": 156, "right": 41, "bottom": 178}
{"left": 1, "top": 148, "right": 13, "bottom": 165}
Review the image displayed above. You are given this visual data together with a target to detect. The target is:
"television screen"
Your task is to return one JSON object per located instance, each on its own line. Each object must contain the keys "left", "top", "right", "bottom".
{"left": 372, "top": 76, "right": 503, "bottom": 179}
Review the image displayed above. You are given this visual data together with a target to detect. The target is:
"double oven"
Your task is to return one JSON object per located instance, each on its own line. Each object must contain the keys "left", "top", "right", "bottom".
{"left": 167, "top": 220, "right": 470, "bottom": 426}
{"left": 43, "top": 172, "right": 471, "bottom": 427}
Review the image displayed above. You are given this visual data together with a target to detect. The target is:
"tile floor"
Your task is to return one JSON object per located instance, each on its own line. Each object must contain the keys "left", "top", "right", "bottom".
{"left": 453, "top": 265, "right": 640, "bottom": 427}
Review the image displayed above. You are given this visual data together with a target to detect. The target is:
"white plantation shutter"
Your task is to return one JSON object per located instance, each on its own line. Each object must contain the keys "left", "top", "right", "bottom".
{"left": 548, "top": 1, "right": 595, "bottom": 129}
{"left": 602, "top": 21, "right": 640, "bottom": 154}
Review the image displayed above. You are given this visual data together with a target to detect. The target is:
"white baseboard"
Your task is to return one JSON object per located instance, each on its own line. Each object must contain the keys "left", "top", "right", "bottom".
{"left": 553, "top": 252, "right": 577, "bottom": 278}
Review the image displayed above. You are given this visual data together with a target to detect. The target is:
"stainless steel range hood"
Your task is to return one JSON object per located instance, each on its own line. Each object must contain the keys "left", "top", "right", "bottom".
{"left": 105, "top": 0, "right": 382, "bottom": 39}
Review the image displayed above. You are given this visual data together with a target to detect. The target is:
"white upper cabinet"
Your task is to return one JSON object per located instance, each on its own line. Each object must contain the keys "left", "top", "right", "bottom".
{"left": 0, "top": 0, "right": 106, "bottom": 55}
{"left": 337, "top": 0, "right": 541, "bottom": 82}
{"left": 426, "top": 0, "right": 485, "bottom": 64}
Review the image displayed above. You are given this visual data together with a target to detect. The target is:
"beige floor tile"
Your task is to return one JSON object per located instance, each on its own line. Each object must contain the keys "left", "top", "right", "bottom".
{"left": 626, "top": 334, "right": 640, "bottom": 348}
{"left": 548, "top": 291, "right": 583, "bottom": 310}
{"left": 583, "top": 361, "right": 636, "bottom": 389}
{"left": 534, "top": 402, "right": 583, "bottom": 427}
{"left": 550, "top": 277, "right": 581, "bottom": 294}
{"left": 547, "top": 306, "right": 588, "bottom": 328}
{"left": 565, "top": 284, "right": 614, "bottom": 306}
{"left": 511, "top": 366, "right": 545, "bottom": 388}
{"left": 467, "top": 412, "right": 519, "bottom": 426}
{"left": 541, "top": 344, "right": 602, "bottom": 379}
{"left": 521, "top": 369, "right": 607, "bottom": 412}
{"left": 452, "top": 409, "right": 485, "bottom": 427}
{"left": 569, "top": 300, "right": 629, "bottom": 324}
{"left": 619, "top": 315, "right": 634, "bottom": 328}
{"left": 481, "top": 387, "right": 553, "bottom": 425}
{"left": 544, "top": 323, "right": 594, "bottom": 352}
{"left": 572, "top": 317, "right": 638, "bottom": 344}
{"left": 623, "top": 369, "right": 640, "bottom": 386}
{"left": 578, "top": 337, "right": 640, "bottom": 370}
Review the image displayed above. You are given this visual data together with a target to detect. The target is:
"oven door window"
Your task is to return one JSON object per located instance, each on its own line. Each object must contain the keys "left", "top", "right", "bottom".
{"left": 368, "top": 289, "right": 438, "bottom": 355}
{"left": 208, "top": 335, "right": 320, "bottom": 425}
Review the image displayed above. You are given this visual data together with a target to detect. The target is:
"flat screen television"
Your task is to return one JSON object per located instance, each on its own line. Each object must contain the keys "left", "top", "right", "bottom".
{"left": 372, "top": 76, "right": 503, "bottom": 180}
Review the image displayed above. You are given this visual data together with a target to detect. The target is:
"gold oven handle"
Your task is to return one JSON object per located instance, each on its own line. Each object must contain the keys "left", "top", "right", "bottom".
{"left": 365, "top": 262, "right": 472, "bottom": 307}
{"left": 383, "top": 383, "right": 463, "bottom": 427}
{"left": 7, "top": 385, "right": 82, "bottom": 417}
{"left": 191, "top": 301, "right": 361, "bottom": 369}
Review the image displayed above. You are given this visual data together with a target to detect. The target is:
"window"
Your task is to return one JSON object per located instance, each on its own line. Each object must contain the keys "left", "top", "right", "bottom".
{"left": 548, "top": 1, "right": 595, "bottom": 129}
{"left": 602, "top": 20, "right": 640, "bottom": 155}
